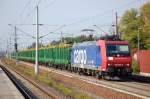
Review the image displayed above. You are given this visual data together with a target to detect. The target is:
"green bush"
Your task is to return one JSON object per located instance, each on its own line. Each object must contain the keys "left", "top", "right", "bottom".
{"left": 132, "top": 60, "right": 140, "bottom": 74}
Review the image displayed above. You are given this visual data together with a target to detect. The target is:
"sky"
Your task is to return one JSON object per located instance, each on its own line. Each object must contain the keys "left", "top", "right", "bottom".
{"left": 0, "top": 0, "right": 149, "bottom": 51}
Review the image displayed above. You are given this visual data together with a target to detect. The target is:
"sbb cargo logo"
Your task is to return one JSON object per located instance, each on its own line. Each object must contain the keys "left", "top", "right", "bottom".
{"left": 74, "top": 49, "right": 87, "bottom": 64}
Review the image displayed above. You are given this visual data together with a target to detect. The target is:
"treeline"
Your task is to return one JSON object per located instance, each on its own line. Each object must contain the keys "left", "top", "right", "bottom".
{"left": 51, "top": 35, "right": 94, "bottom": 45}
{"left": 27, "top": 34, "right": 120, "bottom": 48}
{"left": 50, "top": 34, "right": 121, "bottom": 45}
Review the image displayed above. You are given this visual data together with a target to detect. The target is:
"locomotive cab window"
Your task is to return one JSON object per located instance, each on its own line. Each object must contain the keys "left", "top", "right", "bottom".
{"left": 106, "top": 44, "right": 130, "bottom": 57}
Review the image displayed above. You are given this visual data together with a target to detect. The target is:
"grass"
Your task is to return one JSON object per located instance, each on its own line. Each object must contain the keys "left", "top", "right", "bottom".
{"left": 132, "top": 60, "right": 140, "bottom": 74}
{"left": 2, "top": 58, "right": 91, "bottom": 99}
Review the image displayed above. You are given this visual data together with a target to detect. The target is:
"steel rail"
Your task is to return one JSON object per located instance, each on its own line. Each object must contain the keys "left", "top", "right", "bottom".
{"left": 0, "top": 64, "right": 57, "bottom": 99}
{"left": 0, "top": 65, "right": 33, "bottom": 99}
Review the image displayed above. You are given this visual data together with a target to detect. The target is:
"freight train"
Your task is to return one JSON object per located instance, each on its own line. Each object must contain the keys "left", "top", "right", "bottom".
{"left": 11, "top": 40, "right": 132, "bottom": 78}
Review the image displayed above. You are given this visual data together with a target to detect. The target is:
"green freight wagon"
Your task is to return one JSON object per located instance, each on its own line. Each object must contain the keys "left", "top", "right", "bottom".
{"left": 16, "top": 49, "right": 35, "bottom": 61}
{"left": 11, "top": 43, "right": 71, "bottom": 69}
{"left": 39, "top": 44, "right": 71, "bottom": 67}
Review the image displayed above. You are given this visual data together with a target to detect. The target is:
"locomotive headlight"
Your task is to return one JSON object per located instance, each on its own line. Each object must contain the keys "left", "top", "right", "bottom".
{"left": 108, "top": 64, "right": 110, "bottom": 66}
{"left": 127, "top": 64, "right": 130, "bottom": 66}
{"left": 108, "top": 57, "right": 113, "bottom": 60}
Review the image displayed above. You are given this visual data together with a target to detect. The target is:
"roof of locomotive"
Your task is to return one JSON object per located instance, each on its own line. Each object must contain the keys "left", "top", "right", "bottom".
{"left": 72, "top": 40, "right": 129, "bottom": 48}
{"left": 72, "top": 41, "right": 98, "bottom": 47}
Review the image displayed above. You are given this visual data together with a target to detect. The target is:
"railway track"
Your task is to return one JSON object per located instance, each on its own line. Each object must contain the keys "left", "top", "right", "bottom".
{"left": 0, "top": 63, "right": 57, "bottom": 99}
{"left": 3, "top": 60, "right": 150, "bottom": 99}
{"left": 109, "top": 81, "right": 150, "bottom": 98}
{"left": 0, "top": 65, "right": 33, "bottom": 99}
{"left": 111, "top": 80, "right": 150, "bottom": 92}
{"left": 44, "top": 67, "right": 150, "bottom": 99}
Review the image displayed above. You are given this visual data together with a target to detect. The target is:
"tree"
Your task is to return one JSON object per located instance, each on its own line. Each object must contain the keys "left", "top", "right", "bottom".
{"left": 119, "top": 3, "right": 150, "bottom": 50}
{"left": 27, "top": 42, "right": 44, "bottom": 49}
{"left": 119, "top": 8, "right": 140, "bottom": 48}
{"left": 140, "top": 3, "right": 150, "bottom": 49}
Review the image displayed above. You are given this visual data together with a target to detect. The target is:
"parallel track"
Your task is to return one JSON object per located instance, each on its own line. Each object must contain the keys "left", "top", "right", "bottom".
{"left": 0, "top": 64, "right": 57, "bottom": 99}
{"left": 44, "top": 66, "right": 150, "bottom": 99}
{"left": 111, "top": 80, "right": 150, "bottom": 92}
{"left": 0, "top": 65, "right": 33, "bottom": 99}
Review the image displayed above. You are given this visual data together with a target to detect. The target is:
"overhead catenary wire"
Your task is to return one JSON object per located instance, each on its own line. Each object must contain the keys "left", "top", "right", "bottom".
{"left": 9, "top": 0, "right": 141, "bottom": 33}
{"left": 16, "top": 28, "right": 35, "bottom": 39}
{"left": 37, "top": 0, "right": 43, "bottom": 6}
{"left": 65, "top": 0, "right": 139, "bottom": 27}
{"left": 39, "top": 25, "right": 66, "bottom": 39}
{"left": 11, "top": 0, "right": 33, "bottom": 24}
{"left": 19, "top": 0, "right": 32, "bottom": 21}
{"left": 8, "top": 23, "right": 66, "bottom": 41}
{"left": 8, "top": 0, "right": 142, "bottom": 51}
{"left": 8, "top": 24, "right": 64, "bottom": 26}
{"left": 21, "top": 0, "right": 43, "bottom": 24}
{"left": 8, "top": 24, "right": 35, "bottom": 39}
{"left": 9, "top": 0, "right": 58, "bottom": 42}
{"left": 58, "top": 0, "right": 140, "bottom": 38}
{"left": 41, "top": 25, "right": 64, "bottom": 33}
{"left": 7, "top": 0, "right": 34, "bottom": 52}
{"left": 21, "top": 7, "right": 36, "bottom": 24}
{"left": 43, "top": 0, "right": 57, "bottom": 9}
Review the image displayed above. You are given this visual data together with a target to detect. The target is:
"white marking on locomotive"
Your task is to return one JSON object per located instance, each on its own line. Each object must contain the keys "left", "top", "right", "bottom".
{"left": 74, "top": 49, "right": 87, "bottom": 64}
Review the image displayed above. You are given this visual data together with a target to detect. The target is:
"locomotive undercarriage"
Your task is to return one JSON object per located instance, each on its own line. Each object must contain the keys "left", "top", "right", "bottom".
{"left": 33, "top": 61, "right": 132, "bottom": 79}
{"left": 104, "top": 66, "right": 132, "bottom": 77}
